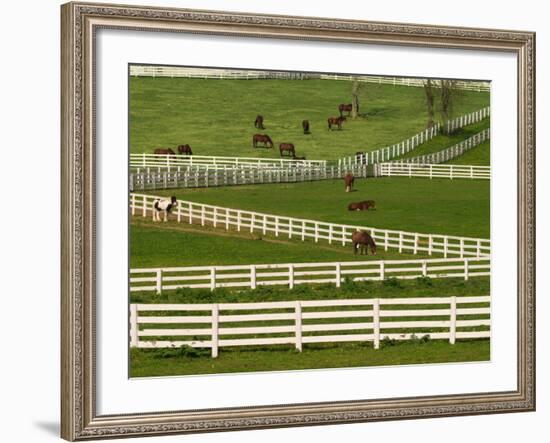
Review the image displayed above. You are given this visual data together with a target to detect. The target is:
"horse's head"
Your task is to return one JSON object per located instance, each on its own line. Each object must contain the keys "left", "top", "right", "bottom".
{"left": 170, "top": 196, "right": 177, "bottom": 205}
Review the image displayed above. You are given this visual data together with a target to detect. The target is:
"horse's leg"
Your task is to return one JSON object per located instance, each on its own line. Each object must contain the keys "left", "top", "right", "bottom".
{"left": 164, "top": 210, "right": 168, "bottom": 222}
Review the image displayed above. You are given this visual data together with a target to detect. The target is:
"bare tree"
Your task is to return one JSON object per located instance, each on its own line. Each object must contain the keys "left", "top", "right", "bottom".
{"left": 423, "top": 79, "right": 436, "bottom": 128}
{"left": 351, "top": 79, "right": 361, "bottom": 119}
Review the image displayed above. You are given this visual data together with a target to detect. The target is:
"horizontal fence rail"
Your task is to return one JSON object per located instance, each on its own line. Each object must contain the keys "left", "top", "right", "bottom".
{"left": 129, "top": 296, "right": 491, "bottom": 356}
{"left": 129, "top": 66, "right": 490, "bottom": 92}
{"left": 130, "top": 153, "right": 327, "bottom": 171}
{"left": 377, "top": 163, "right": 490, "bottom": 180}
{"left": 130, "top": 193, "right": 491, "bottom": 258}
{"left": 130, "top": 257, "right": 491, "bottom": 294}
{"left": 129, "top": 164, "right": 369, "bottom": 191}
{"left": 388, "top": 128, "right": 490, "bottom": 165}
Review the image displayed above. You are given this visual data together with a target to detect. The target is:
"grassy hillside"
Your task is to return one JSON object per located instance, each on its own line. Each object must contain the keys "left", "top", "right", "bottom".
{"left": 445, "top": 141, "right": 491, "bottom": 166}
{"left": 130, "top": 77, "right": 490, "bottom": 160}
{"left": 147, "top": 177, "right": 490, "bottom": 238}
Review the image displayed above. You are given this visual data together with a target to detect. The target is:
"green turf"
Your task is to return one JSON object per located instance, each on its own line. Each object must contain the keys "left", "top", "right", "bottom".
{"left": 129, "top": 220, "right": 427, "bottom": 268}
{"left": 130, "top": 339, "right": 489, "bottom": 377}
{"left": 130, "top": 77, "right": 490, "bottom": 160}
{"left": 444, "top": 141, "right": 491, "bottom": 166}
{"left": 393, "top": 119, "right": 490, "bottom": 161}
{"left": 146, "top": 177, "right": 490, "bottom": 238}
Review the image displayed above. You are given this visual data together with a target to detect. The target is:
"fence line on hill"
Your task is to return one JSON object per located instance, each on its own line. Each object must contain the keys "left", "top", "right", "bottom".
{"left": 130, "top": 257, "right": 491, "bottom": 294}
{"left": 129, "top": 296, "right": 491, "bottom": 356}
{"left": 129, "top": 164, "right": 369, "bottom": 191}
{"left": 130, "top": 193, "right": 491, "bottom": 258}
{"left": 129, "top": 65, "right": 490, "bottom": 92}
{"left": 390, "top": 128, "right": 490, "bottom": 165}
{"left": 130, "top": 153, "right": 327, "bottom": 171}
{"left": 376, "top": 163, "right": 490, "bottom": 180}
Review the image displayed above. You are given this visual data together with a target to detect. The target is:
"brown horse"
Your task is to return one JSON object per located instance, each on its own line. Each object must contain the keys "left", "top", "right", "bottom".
{"left": 279, "top": 143, "right": 296, "bottom": 157}
{"left": 252, "top": 134, "right": 273, "bottom": 149}
{"left": 344, "top": 173, "right": 354, "bottom": 192}
{"left": 328, "top": 116, "right": 346, "bottom": 130}
{"left": 302, "top": 120, "right": 310, "bottom": 134}
{"left": 177, "top": 144, "right": 193, "bottom": 155}
{"left": 348, "top": 200, "right": 376, "bottom": 211}
{"left": 339, "top": 103, "right": 352, "bottom": 116}
{"left": 255, "top": 115, "right": 265, "bottom": 129}
{"left": 153, "top": 148, "right": 176, "bottom": 157}
{"left": 352, "top": 230, "right": 376, "bottom": 255}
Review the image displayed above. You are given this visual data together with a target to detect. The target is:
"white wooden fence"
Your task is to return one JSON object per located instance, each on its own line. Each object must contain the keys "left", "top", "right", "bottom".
{"left": 130, "top": 193, "right": 491, "bottom": 258}
{"left": 338, "top": 124, "right": 441, "bottom": 168}
{"left": 129, "top": 65, "right": 490, "bottom": 92}
{"left": 444, "top": 107, "right": 490, "bottom": 134}
{"left": 129, "top": 296, "right": 491, "bottom": 356}
{"left": 129, "top": 164, "right": 369, "bottom": 191}
{"left": 377, "top": 163, "right": 490, "bottom": 180}
{"left": 393, "top": 128, "right": 490, "bottom": 165}
{"left": 130, "top": 257, "right": 490, "bottom": 294}
{"left": 130, "top": 153, "right": 327, "bottom": 171}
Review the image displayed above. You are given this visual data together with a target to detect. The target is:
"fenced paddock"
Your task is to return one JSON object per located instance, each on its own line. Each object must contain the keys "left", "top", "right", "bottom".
{"left": 129, "top": 296, "right": 491, "bottom": 356}
{"left": 130, "top": 153, "right": 327, "bottom": 171}
{"left": 130, "top": 193, "right": 491, "bottom": 258}
{"left": 377, "top": 163, "right": 490, "bottom": 180}
{"left": 129, "top": 164, "right": 369, "bottom": 191}
{"left": 130, "top": 257, "right": 491, "bottom": 294}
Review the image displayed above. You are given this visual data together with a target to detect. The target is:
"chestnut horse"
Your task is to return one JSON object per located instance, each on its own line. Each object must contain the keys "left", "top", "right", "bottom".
{"left": 348, "top": 200, "right": 376, "bottom": 211}
{"left": 252, "top": 134, "right": 273, "bottom": 149}
{"left": 339, "top": 103, "right": 352, "bottom": 116}
{"left": 254, "top": 115, "right": 265, "bottom": 129}
{"left": 302, "top": 120, "right": 310, "bottom": 134}
{"left": 328, "top": 116, "right": 345, "bottom": 130}
{"left": 177, "top": 144, "right": 193, "bottom": 155}
{"left": 351, "top": 230, "right": 376, "bottom": 255}
{"left": 344, "top": 173, "right": 354, "bottom": 192}
{"left": 279, "top": 143, "right": 296, "bottom": 157}
{"left": 154, "top": 148, "right": 176, "bottom": 157}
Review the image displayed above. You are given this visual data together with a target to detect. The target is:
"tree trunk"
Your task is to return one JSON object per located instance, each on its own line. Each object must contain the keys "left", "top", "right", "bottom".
{"left": 423, "top": 79, "right": 435, "bottom": 128}
{"left": 351, "top": 80, "right": 360, "bottom": 119}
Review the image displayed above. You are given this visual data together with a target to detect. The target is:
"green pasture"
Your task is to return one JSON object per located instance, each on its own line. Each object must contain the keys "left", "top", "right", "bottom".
{"left": 393, "top": 118, "right": 490, "bottom": 161}
{"left": 130, "top": 339, "right": 489, "bottom": 377}
{"left": 445, "top": 140, "right": 491, "bottom": 166}
{"left": 129, "top": 77, "right": 490, "bottom": 160}
{"left": 147, "top": 177, "right": 490, "bottom": 239}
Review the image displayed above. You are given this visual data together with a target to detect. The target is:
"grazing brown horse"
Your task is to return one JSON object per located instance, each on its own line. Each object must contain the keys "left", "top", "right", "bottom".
{"left": 252, "top": 134, "right": 273, "bottom": 149}
{"left": 153, "top": 148, "right": 176, "bottom": 157}
{"left": 352, "top": 230, "right": 377, "bottom": 255}
{"left": 279, "top": 143, "right": 296, "bottom": 157}
{"left": 177, "top": 144, "right": 193, "bottom": 155}
{"left": 302, "top": 120, "right": 310, "bottom": 134}
{"left": 344, "top": 173, "right": 354, "bottom": 192}
{"left": 328, "top": 116, "right": 346, "bottom": 130}
{"left": 339, "top": 103, "right": 353, "bottom": 116}
{"left": 255, "top": 115, "right": 265, "bottom": 129}
{"left": 348, "top": 200, "right": 376, "bottom": 211}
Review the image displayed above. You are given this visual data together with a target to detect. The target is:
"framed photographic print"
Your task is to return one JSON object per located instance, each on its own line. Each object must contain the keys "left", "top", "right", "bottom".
{"left": 61, "top": 1, "right": 536, "bottom": 440}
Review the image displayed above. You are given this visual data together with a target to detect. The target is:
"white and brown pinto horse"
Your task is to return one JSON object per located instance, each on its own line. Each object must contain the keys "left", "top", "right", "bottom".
{"left": 152, "top": 196, "right": 177, "bottom": 222}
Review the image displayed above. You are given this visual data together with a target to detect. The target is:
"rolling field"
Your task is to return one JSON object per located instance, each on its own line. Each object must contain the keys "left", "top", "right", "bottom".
{"left": 130, "top": 77, "right": 490, "bottom": 160}
{"left": 147, "top": 177, "right": 490, "bottom": 238}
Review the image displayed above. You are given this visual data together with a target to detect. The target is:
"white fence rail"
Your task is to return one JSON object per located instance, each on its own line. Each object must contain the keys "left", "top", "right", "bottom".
{"left": 130, "top": 257, "right": 490, "bottom": 294}
{"left": 378, "top": 163, "right": 490, "bottom": 180}
{"left": 129, "top": 296, "right": 491, "bottom": 356}
{"left": 130, "top": 164, "right": 369, "bottom": 190}
{"left": 130, "top": 193, "right": 491, "bottom": 258}
{"left": 130, "top": 153, "right": 327, "bottom": 171}
{"left": 130, "top": 65, "right": 490, "bottom": 92}
{"left": 392, "top": 128, "right": 490, "bottom": 165}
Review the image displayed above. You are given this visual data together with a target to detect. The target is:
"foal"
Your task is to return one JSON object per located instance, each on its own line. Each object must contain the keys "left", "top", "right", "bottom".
{"left": 153, "top": 196, "right": 177, "bottom": 222}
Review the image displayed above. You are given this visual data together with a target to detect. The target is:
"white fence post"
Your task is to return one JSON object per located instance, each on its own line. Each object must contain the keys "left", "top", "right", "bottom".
{"left": 373, "top": 299, "right": 380, "bottom": 350}
{"left": 422, "top": 260, "right": 428, "bottom": 277}
{"left": 142, "top": 195, "right": 147, "bottom": 217}
{"left": 335, "top": 263, "right": 342, "bottom": 287}
{"left": 211, "top": 304, "right": 219, "bottom": 358}
{"left": 131, "top": 194, "right": 136, "bottom": 216}
{"left": 156, "top": 269, "right": 162, "bottom": 294}
{"left": 210, "top": 267, "right": 216, "bottom": 291}
{"left": 449, "top": 297, "right": 457, "bottom": 345}
{"left": 464, "top": 259, "right": 469, "bottom": 281}
{"left": 250, "top": 265, "right": 257, "bottom": 289}
{"left": 289, "top": 264, "right": 294, "bottom": 289}
{"left": 295, "top": 301, "right": 303, "bottom": 352}
{"left": 130, "top": 304, "right": 138, "bottom": 347}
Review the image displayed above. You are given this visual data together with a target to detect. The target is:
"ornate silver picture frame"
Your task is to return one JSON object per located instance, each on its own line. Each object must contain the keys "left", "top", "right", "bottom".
{"left": 61, "top": 2, "right": 535, "bottom": 440}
